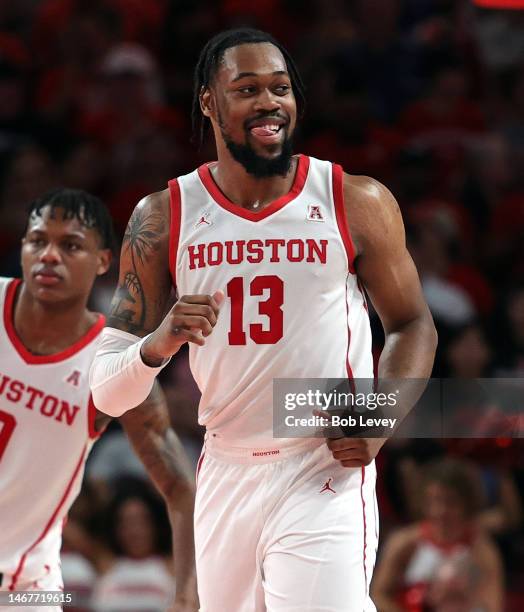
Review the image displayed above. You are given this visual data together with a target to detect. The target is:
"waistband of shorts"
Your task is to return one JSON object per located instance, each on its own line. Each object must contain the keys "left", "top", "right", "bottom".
{"left": 203, "top": 434, "right": 324, "bottom": 464}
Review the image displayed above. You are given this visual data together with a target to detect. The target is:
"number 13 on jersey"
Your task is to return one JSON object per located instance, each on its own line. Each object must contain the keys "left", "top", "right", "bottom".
{"left": 226, "top": 275, "right": 284, "bottom": 345}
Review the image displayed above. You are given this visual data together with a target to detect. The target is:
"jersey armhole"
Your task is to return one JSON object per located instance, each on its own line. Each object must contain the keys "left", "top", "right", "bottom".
{"left": 168, "top": 178, "right": 182, "bottom": 290}
{"left": 88, "top": 394, "right": 105, "bottom": 439}
{"left": 332, "top": 163, "right": 356, "bottom": 275}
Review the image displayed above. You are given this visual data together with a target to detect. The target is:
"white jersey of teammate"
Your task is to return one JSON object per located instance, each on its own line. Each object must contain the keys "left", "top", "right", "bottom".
{"left": 0, "top": 277, "right": 103, "bottom": 591}
{"left": 170, "top": 154, "right": 374, "bottom": 449}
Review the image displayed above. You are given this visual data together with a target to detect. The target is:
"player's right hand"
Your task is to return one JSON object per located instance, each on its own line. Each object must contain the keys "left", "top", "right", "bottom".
{"left": 140, "top": 291, "right": 224, "bottom": 366}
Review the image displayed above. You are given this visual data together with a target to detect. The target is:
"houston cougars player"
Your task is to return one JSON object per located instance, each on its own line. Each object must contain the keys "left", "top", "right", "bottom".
{"left": 0, "top": 189, "right": 197, "bottom": 612}
{"left": 90, "top": 28, "right": 437, "bottom": 612}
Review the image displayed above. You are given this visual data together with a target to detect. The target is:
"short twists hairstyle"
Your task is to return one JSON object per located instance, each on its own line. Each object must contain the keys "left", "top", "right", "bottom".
{"left": 26, "top": 188, "right": 116, "bottom": 253}
{"left": 192, "top": 27, "right": 306, "bottom": 147}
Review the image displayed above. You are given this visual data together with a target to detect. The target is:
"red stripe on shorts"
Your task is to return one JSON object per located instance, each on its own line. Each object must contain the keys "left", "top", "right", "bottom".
{"left": 361, "top": 466, "right": 368, "bottom": 593}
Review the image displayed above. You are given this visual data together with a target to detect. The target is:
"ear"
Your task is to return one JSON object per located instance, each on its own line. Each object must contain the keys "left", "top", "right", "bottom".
{"left": 20, "top": 237, "right": 26, "bottom": 268}
{"left": 200, "top": 86, "right": 214, "bottom": 118}
{"left": 96, "top": 249, "right": 112, "bottom": 276}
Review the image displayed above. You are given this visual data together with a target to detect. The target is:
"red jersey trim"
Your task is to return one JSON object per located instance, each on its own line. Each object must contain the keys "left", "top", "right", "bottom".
{"left": 197, "top": 154, "right": 310, "bottom": 222}
{"left": 361, "top": 466, "right": 368, "bottom": 593}
{"left": 344, "top": 274, "right": 356, "bottom": 392}
{"left": 9, "top": 445, "right": 88, "bottom": 590}
{"left": 4, "top": 279, "right": 105, "bottom": 365}
{"left": 168, "top": 178, "right": 182, "bottom": 288}
{"left": 87, "top": 395, "right": 104, "bottom": 440}
{"left": 332, "top": 163, "right": 356, "bottom": 274}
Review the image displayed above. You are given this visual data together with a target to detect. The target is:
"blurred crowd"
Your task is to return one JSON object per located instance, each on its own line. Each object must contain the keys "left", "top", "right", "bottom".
{"left": 0, "top": 0, "right": 522, "bottom": 610}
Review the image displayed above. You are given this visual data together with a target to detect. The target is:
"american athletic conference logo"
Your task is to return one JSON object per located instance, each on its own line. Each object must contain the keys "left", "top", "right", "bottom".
{"left": 65, "top": 370, "right": 81, "bottom": 387}
{"left": 307, "top": 205, "right": 324, "bottom": 222}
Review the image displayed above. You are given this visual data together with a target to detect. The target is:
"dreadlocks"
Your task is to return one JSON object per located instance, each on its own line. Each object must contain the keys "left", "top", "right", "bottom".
{"left": 26, "top": 188, "right": 116, "bottom": 253}
{"left": 192, "top": 28, "right": 306, "bottom": 147}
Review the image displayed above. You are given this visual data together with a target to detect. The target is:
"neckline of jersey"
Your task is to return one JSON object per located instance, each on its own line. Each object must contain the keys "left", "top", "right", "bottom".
{"left": 197, "top": 154, "right": 310, "bottom": 222}
{"left": 4, "top": 278, "right": 106, "bottom": 365}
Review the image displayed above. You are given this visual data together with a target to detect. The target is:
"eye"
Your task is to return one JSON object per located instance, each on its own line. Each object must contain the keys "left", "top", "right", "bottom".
{"left": 274, "top": 84, "right": 291, "bottom": 95}
{"left": 237, "top": 86, "right": 256, "bottom": 95}
{"left": 65, "top": 242, "right": 81, "bottom": 252}
{"left": 28, "top": 237, "right": 45, "bottom": 247}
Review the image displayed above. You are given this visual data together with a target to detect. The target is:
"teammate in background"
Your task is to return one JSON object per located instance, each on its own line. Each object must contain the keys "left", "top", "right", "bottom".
{"left": 0, "top": 189, "right": 197, "bottom": 612}
{"left": 91, "top": 29, "right": 437, "bottom": 611}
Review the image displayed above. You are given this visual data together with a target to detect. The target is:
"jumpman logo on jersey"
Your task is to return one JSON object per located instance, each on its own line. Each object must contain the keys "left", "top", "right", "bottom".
{"left": 195, "top": 212, "right": 212, "bottom": 229}
{"left": 319, "top": 477, "right": 336, "bottom": 494}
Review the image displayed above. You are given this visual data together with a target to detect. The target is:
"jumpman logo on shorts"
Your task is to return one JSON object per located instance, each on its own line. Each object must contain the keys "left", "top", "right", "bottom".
{"left": 319, "top": 477, "right": 336, "bottom": 494}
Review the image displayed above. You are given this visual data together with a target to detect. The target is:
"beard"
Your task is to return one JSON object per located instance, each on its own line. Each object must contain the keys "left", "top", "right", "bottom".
{"left": 223, "top": 134, "right": 294, "bottom": 178}
{"left": 219, "top": 112, "right": 294, "bottom": 178}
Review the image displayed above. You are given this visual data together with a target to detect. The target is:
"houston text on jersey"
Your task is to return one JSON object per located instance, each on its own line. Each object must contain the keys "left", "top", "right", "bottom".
{"left": 187, "top": 238, "right": 328, "bottom": 270}
{"left": 0, "top": 373, "right": 81, "bottom": 426}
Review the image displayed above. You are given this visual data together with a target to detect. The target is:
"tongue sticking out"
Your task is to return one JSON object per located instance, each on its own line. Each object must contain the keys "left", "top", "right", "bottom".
{"left": 251, "top": 126, "right": 277, "bottom": 136}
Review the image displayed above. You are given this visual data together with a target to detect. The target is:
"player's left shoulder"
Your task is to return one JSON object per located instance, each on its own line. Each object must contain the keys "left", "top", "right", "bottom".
{"left": 341, "top": 173, "right": 403, "bottom": 254}
{"left": 343, "top": 173, "right": 399, "bottom": 218}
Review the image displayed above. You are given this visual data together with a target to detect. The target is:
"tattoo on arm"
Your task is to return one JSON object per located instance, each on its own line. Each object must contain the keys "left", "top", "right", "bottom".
{"left": 108, "top": 273, "right": 145, "bottom": 334}
{"left": 107, "top": 204, "right": 167, "bottom": 335}
{"left": 120, "top": 384, "right": 194, "bottom": 494}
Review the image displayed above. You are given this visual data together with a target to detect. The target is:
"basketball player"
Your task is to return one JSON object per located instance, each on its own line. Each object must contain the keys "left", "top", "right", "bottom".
{"left": 0, "top": 189, "right": 197, "bottom": 612}
{"left": 90, "top": 29, "right": 438, "bottom": 611}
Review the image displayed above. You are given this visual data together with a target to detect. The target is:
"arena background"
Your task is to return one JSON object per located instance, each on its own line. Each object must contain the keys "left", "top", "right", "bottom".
{"left": 0, "top": 0, "right": 522, "bottom": 610}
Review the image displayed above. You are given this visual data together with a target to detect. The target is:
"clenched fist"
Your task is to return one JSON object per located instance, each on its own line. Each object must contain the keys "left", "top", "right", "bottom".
{"left": 326, "top": 437, "right": 386, "bottom": 468}
{"left": 140, "top": 291, "right": 224, "bottom": 366}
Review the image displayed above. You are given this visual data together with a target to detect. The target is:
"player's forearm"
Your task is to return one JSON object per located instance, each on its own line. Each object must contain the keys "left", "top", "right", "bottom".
{"left": 377, "top": 313, "right": 437, "bottom": 424}
{"left": 165, "top": 483, "right": 199, "bottom": 607}
{"left": 149, "top": 439, "right": 198, "bottom": 605}
{"left": 89, "top": 327, "right": 169, "bottom": 416}
{"left": 121, "top": 397, "right": 199, "bottom": 605}
{"left": 155, "top": 445, "right": 198, "bottom": 605}
{"left": 379, "top": 313, "right": 437, "bottom": 380}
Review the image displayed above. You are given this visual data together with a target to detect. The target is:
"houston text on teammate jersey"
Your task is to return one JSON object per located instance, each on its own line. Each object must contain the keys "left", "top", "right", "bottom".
{"left": 0, "top": 373, "right": 80, "bottom": 426}
{"left": 187, "top": 238, "right": 328, "bottom": 270}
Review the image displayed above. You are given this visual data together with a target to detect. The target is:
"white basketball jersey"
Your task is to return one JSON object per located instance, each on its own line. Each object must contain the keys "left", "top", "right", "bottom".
{"left": 0, "top": 278, "right": 103, "bottom": 586}
{"left": 404, "top": 522, "right": 473, "bottom": 586}
{"left": 170, "top": 155, "right": 373, "bottom": 448}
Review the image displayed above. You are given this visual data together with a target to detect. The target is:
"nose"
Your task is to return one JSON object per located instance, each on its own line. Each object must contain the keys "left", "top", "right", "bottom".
{"left": 254, "top": 88, "right": 281, "bottom": 113}
{"left": 39, "top": 242, "right": 61, "bottom": 264}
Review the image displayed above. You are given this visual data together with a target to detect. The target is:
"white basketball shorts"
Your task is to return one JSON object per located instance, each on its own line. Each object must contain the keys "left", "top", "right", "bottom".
{"left": 0, "top": 561, "right": 63, "bottom": 612}
{"left": 195, "top": 437, "right": 379, "bottom": 612}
